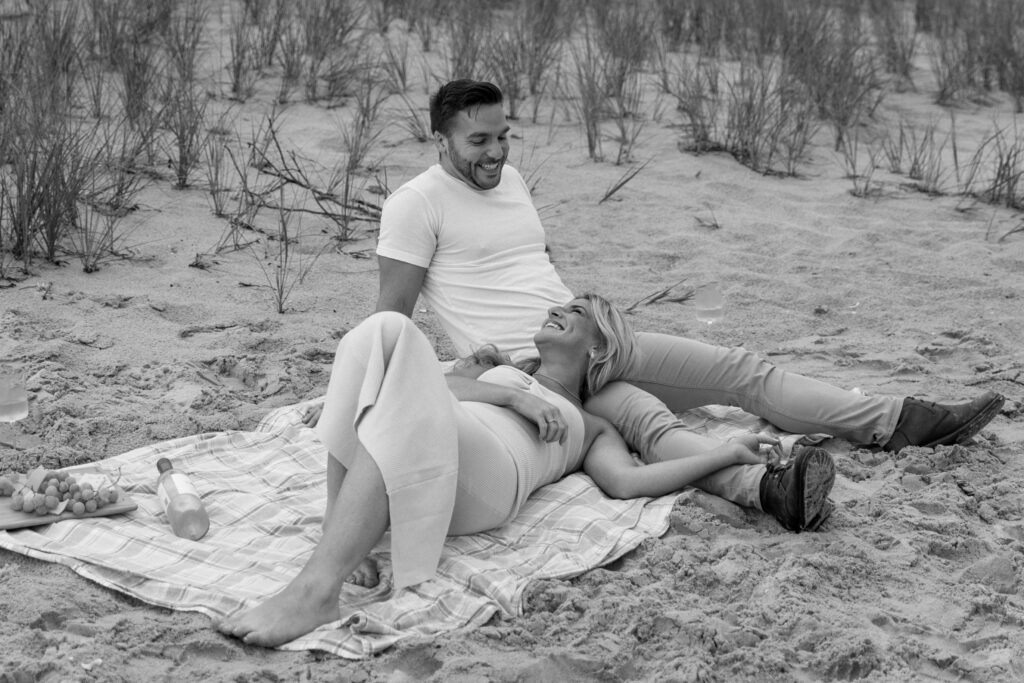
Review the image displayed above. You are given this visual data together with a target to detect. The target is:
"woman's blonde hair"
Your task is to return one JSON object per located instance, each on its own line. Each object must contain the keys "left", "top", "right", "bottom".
{"left": 579, "top": 292, "right": 638, "bottom": 399}
{"left": 460, "top": 293, "right": 638, "bottom": 400}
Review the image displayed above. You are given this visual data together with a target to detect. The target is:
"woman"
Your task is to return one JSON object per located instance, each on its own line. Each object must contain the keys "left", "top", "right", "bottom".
{"left": 216, "top": 294, "right": 831, "bottom": 647}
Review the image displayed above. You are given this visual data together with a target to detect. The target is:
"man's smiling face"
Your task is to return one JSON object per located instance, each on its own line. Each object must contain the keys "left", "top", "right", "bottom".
{"left": 435, "top": 102, "right": 510, "bottom": 191}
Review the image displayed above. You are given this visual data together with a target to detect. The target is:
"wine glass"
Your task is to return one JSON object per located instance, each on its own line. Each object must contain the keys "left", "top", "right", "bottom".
{"left": 0, "top": 370, "right": 28, "bottom": 450}
{"left": 693, "top": 283, "right": 724, "bottom": 333}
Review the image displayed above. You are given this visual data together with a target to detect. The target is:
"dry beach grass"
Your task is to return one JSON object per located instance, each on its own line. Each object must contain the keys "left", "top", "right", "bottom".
{"left": 1, "top": 0, "right": 1023, "bottom": 680}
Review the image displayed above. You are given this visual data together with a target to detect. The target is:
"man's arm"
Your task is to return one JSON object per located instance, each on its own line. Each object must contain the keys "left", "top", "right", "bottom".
{"left": 376, "top": 256, "right": 427, "bottom": 316}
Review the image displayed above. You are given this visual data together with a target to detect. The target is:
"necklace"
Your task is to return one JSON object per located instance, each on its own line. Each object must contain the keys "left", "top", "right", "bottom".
{"left": 533, "top": 372, "right": 583, "bottom": 406}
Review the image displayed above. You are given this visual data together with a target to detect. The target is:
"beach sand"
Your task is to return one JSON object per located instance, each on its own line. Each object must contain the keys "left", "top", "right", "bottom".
{"left": 2, "top": 12, "right": 1023, "bottom": 682}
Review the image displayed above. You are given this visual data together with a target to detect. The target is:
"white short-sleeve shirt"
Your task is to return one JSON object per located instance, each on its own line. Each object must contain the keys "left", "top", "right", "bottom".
{"left": 377, "top": 164, "right": 573, "bottom": 360}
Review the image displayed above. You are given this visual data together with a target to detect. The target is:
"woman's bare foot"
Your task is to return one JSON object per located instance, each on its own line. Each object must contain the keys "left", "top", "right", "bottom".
{"left": 346, "top": 557, "right": 380, "bottom": 588}
{"left": 215, "top": 578, "right": 341, "bottom": 647}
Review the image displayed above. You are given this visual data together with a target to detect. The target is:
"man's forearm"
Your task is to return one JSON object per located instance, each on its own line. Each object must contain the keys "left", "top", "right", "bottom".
{"left": 375, "top": 293, "right": 415, "bottom": 316}
{"left": 376, "top": 256, "right": 427, "bottom": 317}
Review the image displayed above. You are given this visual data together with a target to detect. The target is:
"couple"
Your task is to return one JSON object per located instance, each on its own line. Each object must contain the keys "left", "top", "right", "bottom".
{"left": 217, "top": 80, "right": 1004, "bottom": 646}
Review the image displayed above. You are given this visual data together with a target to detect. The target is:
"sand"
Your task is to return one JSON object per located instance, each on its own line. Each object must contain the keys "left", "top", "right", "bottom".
{"left": 2, "top": 13, "right": 1024, "bottom": 683}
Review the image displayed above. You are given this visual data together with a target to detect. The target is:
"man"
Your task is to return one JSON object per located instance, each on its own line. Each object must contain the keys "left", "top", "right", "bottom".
{"left": 370, "top": 79, "right": 1004, "bottom": 532}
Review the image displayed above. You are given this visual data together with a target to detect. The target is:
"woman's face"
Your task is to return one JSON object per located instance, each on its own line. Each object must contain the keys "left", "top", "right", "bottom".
{"left": 534, "top": 298, "right": 602, "bottom": 353}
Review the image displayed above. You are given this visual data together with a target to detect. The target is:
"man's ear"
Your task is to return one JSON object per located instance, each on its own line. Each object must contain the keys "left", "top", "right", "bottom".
{"left": 433, "top": 131, "right": 446, "bottom": 150}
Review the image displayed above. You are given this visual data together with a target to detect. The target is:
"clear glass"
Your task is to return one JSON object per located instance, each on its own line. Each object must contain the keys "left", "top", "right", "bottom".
{"left": 0, "top": 370, "right": 28, "bottom": 450}
{"left": 0, "top": 372, "right": 28, "bottom": 423}
{"left": 694, "top": 283, "right": 725, "bottom": 328}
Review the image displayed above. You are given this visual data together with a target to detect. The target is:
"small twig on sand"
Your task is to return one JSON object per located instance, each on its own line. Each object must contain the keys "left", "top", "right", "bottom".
{"left": 694, "top": 206, "right": 721, "bottom": 229}
{"left": 625, "top": 278, "right": 693, "bottom": 312}
{"left": 1000, "top": 222, "right": 1024, "bottom": 242}
{"left": 599, "top": 158, "right": 652, "bottom": 204}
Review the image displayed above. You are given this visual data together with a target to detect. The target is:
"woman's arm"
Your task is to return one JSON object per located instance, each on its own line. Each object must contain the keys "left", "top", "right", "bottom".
{"left": 445, "top": 373, "right": 569, "bottom": 444}
{"left": 581, "top": 415, "right": 767, "bottom": 499}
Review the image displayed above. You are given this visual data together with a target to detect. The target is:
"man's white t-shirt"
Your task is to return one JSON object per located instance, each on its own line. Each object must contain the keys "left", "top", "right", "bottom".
{"left": 376, "top": 164, "right": 573, "bottom": 360}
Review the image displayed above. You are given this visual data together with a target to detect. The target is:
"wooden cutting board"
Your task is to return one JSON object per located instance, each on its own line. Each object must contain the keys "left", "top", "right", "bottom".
{"left": 0, "top": 469, "right": 138, "bottom": 532}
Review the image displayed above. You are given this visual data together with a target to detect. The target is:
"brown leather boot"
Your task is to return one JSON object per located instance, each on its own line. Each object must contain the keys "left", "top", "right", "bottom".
{"left": 759, "top": 447, "right": 836, "bottom": 532}
{"left": 882, "top": 392, "right": 1004, "bottom": 453}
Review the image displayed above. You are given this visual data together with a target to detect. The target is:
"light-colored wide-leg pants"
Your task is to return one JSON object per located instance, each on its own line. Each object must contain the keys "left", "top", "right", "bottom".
{"left": 315, "top": 312, "right": 519, "bottom": 589}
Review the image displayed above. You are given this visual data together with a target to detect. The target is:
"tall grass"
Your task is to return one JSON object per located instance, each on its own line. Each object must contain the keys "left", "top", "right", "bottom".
{"left": 299, "top": 0, "right": 365, "bottom": 102}
{"left": 440, "top": 0, "right": 492, "bottom": 81}
{"left": 783, "top": 4, "right": 885, "bottom": 150}
{"left": 671, "top": 54, "right": 818, "bottom": 176}
{"left": 252, "top": 188, "right": 326, "bottom": 314}
{"left": 484, "top": 27, "right": 527, "bottom": 121}
{"left": 480, "top": 0, "right": 568, "bottom": 123}
{"left": 976, "top": 125, "right": 1024, "bottom": 210}
{"left": 607, "top": 72, "right": 648, "bottom": 165}
{"left": 407, "top": 0, "right": 447, "bottom": 52}
{"left": 342, "top": 75, "right": 388, "bottom": 172}
{"left": 723, "top": 60, "right": 785, "bottom": 172}
{"left": 926, "top": 13, "right": 977, "bottom": 105}
{"left": 162, "top": 0, "right": 207, "bottom": 87}
{"left": 868, "top": 0, "right": 917, "bottom": 91}
{"left": 252, "top": 0, "right": 288, "bottom": 69}
{"left": 4, "top": 0, "right": 1024, "bottom": 285}
{"left": 566, "top": 24, "right": 608, "bottom": 161}
{"left": 96, "top": 119, "right": 151, "bottom": 214}
{"left": 68, "top": 199, "right": 130, "bottom": 274}
{"left": 590, "top": 0, "right": 656, "bottom": 101}
{"left": 903, "top": 121, "right": 945, "bottom": 188}
{"left": 520, "top": 0, "right": 568, "bottom": 123}
{"left": 3, "top": 105, "right": 90, "bottom": 265}
{"left": 380, "top": 30, "right": 413, "bottom": 94}
{"left": 655, "top": 0, "right": 688, "bottom": 50}
{"left": 396, "top": 93, "right": 431, "bottom": 142}
{"left": 85, "top": 0, "right": 132, "bottom": 67}
{"left": 670, "top": 56, "right": 723, "bottom": 154}
{"left": 919, "top": 0, "right": 1024, "bottom": 106}
{"left": 324, "top": 44, "right": 370, "bottom": 105}
{"left": 0, "top": 19, "right": 30, "bottom": 163}
{"left": 227, "top": 8, "right": 259, "bottom": 102}
{"left": 163, "top": 78, "right": 209, "bottom": 189}
{"left": 31, "top": 1, "right": 83, "bottom": 113}
{"left": 0, "top": 180, "right": 13, "bottom": 280}
{"left": 275, "top": 18, "right": 304, "bottom": 102}
{"left": 119, "top": 36, "right": 163, "bottom": 134}
{"left": 247, "top": 113, "right": 380, "bottom": 243}
{"left": 840, "top": 130, "right": 881, "bottom": 197}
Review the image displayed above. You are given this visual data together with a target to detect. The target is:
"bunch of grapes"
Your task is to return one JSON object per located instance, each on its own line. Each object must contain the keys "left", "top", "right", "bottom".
{"left": 0, "top": 469, "right": 122, "bottom": 517}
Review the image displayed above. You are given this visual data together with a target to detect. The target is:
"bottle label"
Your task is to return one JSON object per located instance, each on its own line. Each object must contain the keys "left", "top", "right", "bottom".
{"left": 158, "top": 471, "right": 200, "bottom": 510}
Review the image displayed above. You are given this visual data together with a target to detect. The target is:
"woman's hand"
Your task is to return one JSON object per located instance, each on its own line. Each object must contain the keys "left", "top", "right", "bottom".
{"left": 728, "top": 434, "right": 779, "bottom": 466}
{"left": 508, "top": 391, "right": 568, "bottom": 444}
{"left": 302, "top": 404, "right": 323, "bottom": 428}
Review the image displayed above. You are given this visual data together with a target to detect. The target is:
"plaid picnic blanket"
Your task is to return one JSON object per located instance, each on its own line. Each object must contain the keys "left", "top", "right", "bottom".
{"left": 0, "top": 401, "right": 812, "bottom": 658}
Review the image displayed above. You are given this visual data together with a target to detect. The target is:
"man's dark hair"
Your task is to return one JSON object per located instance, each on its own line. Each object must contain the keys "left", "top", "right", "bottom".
{"left": 429, "top": 80, "right": 504, "bottom": 137}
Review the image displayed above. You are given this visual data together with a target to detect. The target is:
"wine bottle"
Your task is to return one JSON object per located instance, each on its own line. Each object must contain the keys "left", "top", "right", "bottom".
{"left": 155, "top": 458, "right": 210, "bottom": 541}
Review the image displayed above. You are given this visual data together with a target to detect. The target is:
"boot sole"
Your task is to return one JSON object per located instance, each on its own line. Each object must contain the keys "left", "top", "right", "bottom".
{"left": 924, "top": 393, "right": 1005, "bottom": 448}
{"left": 799, "top": 447, "right": 836, "bottom": 531}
